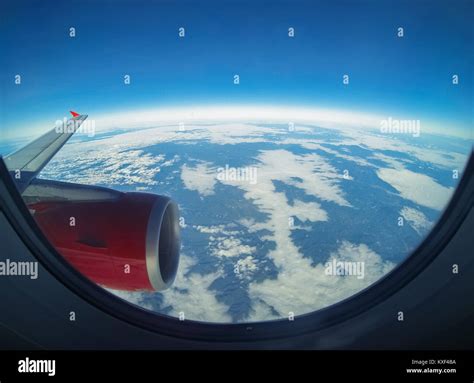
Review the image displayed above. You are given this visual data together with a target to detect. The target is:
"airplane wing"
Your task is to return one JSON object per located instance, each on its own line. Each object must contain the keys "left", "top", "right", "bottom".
{"left": 4, "top": 112, "right": 88, "bottom": 193}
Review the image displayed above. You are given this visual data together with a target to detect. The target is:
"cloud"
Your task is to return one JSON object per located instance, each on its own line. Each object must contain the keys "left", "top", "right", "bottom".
{"left": 336, "top": 129, "right": 469, "bottom": 170}
{"left": 41, "top": 146, "right": 166, "bottom": 187}
{"left": 91, "top": 105, "right": 385, "bottom": 132}
{"left": 9, "top": 105, "right": 470, "bottom": 142}
{"left": 159, "top": 254, "right": 232, "bottom": 322}
{"left": 235, "top": 256, "right": 259, "bottom": 280}
{"left": 181, "top": 162, "right": 217, "bottom": 196}
{"left": 88, "top": 105, "right": 471, "bottom": 140}
{"left": 400, "top": 206, "right": 433, "bottom": 235}
{"left": 248, "top": 241, "right": 395, "bottom": 319}
{"left": 194, "top": 224, "right": 239, "bottom": 235}
{"left": 42, "top": 117, "right": 469, "bottom": 193}
{"left": 245, "top": 299, "right": 280, "bottom": 322}
{"left": 211, "top": 237, "right": 256, "bottom": 258}
{"left": 279, "top": 138, "right": 374, "bottom": 167}
{"left": 220, "top": 149, "right": 350, "bottom": 209}
{"left": 38, "top": 119, "right": 469, "bottom": 323}
{"left": 110, "top": 254, "right": 232, "bottom": 323}
{"left": 377, "top": 167, "right": 453, "bottom": 210}
{"left": 211, "top": 148, "right": 390, "bottom": 319}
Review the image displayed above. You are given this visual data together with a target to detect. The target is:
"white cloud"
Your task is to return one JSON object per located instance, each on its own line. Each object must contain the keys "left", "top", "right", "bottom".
{"left": 400, "top": 206, "right": 433, "bottom": 235}
{"left": 248, "top": 241, "right": 394, "bottom": 319}
{"left": 91, "top": 105, "right": 384, "bottom": 133}
{"left": 235, "top": 256, "right": 259, "bottom": 280}
{"left": 222, "top": 149, "right": 350, "bottom": 209}
{"left": 211, "top": 237, "right": 256, "bottom": 258}
{"left": 279, "top": 138, "right": 374, "bottom": 167}
{"left": 110, "top": 254, "right": 232, "bottom": 323}
{"left": 194, "top": 225, "right": 237, "bottom": 235}
{"left": 87, "top": 105, "right": 469, "bottom": 140}
{"left": 41, "top": 146, "right": 165, "bottom": 186}
{"left": 245, "top": 299, "right": 280, "bottom": 322}
{"left": 181, "top": 162, "right": 217, "bottom": 196}
{"left": 41, "top": 116, "right": 469, "bottom": 194}
{"left": 337, "top": 129, "right": 469, "bottom": 170}
{"left": 159, "top": 254, "right": 231, "bottom": 322}
{"left": 377, "top": 167, "right": 453, "bottom": 210}
{"left": 8, "top": 104, "right": 470, "bottom": 142}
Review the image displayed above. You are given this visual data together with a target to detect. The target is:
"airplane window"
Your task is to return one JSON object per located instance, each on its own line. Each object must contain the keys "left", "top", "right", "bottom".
{"left": 1, "top": 0, "right": 472, "bottom": 324}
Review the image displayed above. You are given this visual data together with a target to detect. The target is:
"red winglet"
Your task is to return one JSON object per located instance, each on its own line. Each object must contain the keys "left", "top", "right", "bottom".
{"left": 70, "top": 111, "right": 80, "bottom": 118}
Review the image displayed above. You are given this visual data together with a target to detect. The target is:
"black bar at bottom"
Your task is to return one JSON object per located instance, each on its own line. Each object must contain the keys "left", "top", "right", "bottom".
{"left": 0, "top": 350, "right": 472, "bottom": 382}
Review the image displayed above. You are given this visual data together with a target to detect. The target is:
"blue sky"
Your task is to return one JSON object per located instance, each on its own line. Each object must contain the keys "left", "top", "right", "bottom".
{"left": 0, "top": 0, "right": 472, "bottom": 139}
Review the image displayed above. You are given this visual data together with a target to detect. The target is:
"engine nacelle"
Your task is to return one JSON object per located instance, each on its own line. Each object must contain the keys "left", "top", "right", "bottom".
{"left": 25, "top": 183, "right": 180, "bottom": 292}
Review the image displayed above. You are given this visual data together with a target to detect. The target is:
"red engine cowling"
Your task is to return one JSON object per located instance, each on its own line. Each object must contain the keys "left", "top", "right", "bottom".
{"left": 26, "top": 186, "right": 180, "bottom": 292}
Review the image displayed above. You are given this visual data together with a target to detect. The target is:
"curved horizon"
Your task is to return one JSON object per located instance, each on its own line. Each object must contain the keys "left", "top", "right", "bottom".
{"left": 2, "top": 104, "right": 472, "bottom": 143}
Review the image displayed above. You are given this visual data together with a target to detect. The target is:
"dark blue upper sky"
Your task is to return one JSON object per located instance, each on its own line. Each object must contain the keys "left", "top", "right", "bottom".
{"left": 1, "top": 0, "right": 472, "bottom": 138}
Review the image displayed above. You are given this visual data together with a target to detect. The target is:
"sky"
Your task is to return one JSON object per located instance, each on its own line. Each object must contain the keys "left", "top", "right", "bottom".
{"left": 0, "top": 0, "right": 473, "bottom": 140}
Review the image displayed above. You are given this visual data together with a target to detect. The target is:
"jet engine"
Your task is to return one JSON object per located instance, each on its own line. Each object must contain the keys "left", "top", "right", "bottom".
{"left": 23, "top": 179, "right": 180, "bottom": 291}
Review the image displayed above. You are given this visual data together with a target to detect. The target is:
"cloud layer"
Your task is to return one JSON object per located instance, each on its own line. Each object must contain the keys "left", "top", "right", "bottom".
{"left": 38, "top": 118, "right": 470, "bottom": 323}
